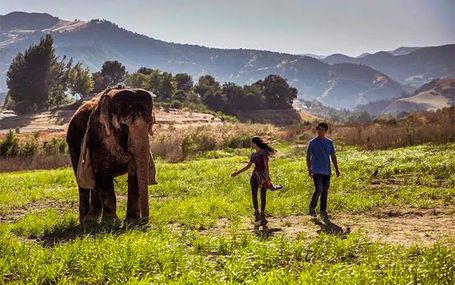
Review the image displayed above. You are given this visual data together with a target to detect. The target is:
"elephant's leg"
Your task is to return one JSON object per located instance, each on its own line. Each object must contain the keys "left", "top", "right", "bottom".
{"left": 85, "top": 190, "right": 102, "bottom": 222}
{"left": 125, "top": 165, "right": 140, "bottom": 224}
{"left": 78, "top": 187, "right": 90, "bottom": 223}
{"left": 98, "top": 176, "right": 119, "bottom": 223}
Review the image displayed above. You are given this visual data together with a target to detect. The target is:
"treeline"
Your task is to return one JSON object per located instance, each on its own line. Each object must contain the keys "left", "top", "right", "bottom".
{"left": 122, "top": 69, "right": 298, "bottom": 115}
{"left": 5, "top": 34, "right": 298, "bottom": 115}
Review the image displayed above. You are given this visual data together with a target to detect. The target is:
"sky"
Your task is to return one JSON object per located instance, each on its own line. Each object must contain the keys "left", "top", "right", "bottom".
{"left": 0, "top": 0, "right": 454, "bottom": 56}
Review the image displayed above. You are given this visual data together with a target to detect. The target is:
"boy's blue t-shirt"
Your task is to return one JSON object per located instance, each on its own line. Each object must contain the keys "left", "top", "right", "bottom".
{"left": 307, "top": 137, "right": 335, "bottom": 175}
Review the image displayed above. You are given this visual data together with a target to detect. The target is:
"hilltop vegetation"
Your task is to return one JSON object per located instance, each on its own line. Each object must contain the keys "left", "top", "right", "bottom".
{"left": 3, "top": 35, "right": 297, "bottom": 122}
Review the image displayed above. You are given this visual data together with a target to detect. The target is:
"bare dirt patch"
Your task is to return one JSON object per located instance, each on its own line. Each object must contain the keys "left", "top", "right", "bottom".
{"left": 4, "top": 197, "right": 453, "bottom": 246}
{"left": 199, "top": 207, "right": 455, "bottom": 246}
{"left": 0, "top": 108, "right": 222, "bottom": 134}
{"left": 0, "top": 199, "right": 74, "bottom": 223}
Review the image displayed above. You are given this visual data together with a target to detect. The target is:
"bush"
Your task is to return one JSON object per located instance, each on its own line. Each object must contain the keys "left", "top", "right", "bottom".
{"left": 41, "top": 137, "right": 67, "bottom": 155}
{"left": 170, "top": 100, "right": 183, "bottom": 109}
{"left": 13, "top": 100, "right": 38, "bottom": 114}
{"left": 0, "top": 130, "right": 19, "bottom": 157}
{"left": 18, "top": 138, "right": 39, "bottom": 157}
{"left": 226, "top": 135, "right": 251, "bottom": 149}
{"left": 181, "top": 131, "right": 217, "bottom": 158}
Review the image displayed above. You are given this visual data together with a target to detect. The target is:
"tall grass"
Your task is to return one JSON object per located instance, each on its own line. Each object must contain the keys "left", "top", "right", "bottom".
{"left": 0, "top": 144, "right": 453, "bottom": 283}
{"left": 150, "top": 123, "right": 278, "bottom": 161}
{"left": 333, "top": 107, "right": 455, "bottom": 149}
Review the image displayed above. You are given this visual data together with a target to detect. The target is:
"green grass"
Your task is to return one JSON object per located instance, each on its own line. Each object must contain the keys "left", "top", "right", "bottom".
{"left": 0, "top": 143, "right": 454, "bottom": 284}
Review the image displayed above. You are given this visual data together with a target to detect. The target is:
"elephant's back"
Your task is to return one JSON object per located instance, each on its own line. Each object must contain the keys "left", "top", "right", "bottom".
{"left": 66, "top": 101, "right": 97, "bottom": 150}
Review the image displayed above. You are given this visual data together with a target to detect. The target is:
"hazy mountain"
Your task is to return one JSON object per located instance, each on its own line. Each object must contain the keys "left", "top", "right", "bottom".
{"left": 387, "top": 46, "right": 420, "bottom": 56}
{"left": 0, "top": 92, "right": 6, "bottom": 106}
{"left": 356, "top": 78, "right": 455, "bottom": 115}
{"left": 0, "top": 11, "right": 59, "bottom": 31}
{"left": 301, "top": 53, "right": 325, "bottom": 60}
{"left": 0, "top": 11, "right": 411, "bottom": 109}
{"left": 324, "top": 44, "right": 455, "bottom": 87}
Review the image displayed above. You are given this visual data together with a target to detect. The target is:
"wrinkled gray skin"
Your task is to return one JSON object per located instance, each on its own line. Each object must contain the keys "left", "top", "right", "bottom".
{"left": 66, "top": 87, "right": 156, "bottom": 225}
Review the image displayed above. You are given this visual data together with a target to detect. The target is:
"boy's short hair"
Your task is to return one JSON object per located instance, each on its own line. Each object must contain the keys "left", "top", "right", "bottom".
{"left": 316, "top": 122, "right": 329, "bottom": 131}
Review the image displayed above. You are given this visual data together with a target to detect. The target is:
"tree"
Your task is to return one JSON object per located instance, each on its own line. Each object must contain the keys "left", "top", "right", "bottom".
{"left": 174, "top": 73, "right": 193, "bottom": 91}
{"left": 260, "top": 75, "right": 297, "bottom": 109}
{"left": 68, "top": 63, "right": 94, "bottom": 100}
{"left": 204, "top": 90, "right": 226, "bottom": 111}
{"left": 100, "top": 60, "right": 126, "bottom": 85}
{"left": 222, "top": 82, "right": 246, "bottom": 113}
{"left": 194, "top": 75, "right": 220, "bottom": 98}
{"left": 137, "top": 67, "right": 154, "bottom": 75}
{"left": 47, "top": 55, "right": 72, "bottom": 107}
{"left": 157, "top": 72, "right": 175, "bottom": 101}
{"left": 92, "top": 71, "right": 111, "bottom": 93}
{"left": 243, "top": 82, "right": 265, "bottom": 109}
{"left": 173, "top": 90, "right": 187, "bottom": 102}
{"left": 148, "top": 69, "right": 162, "bottom": 95}
{"left": 6, "top": 34, "right": 70, "bottom": 113}
{"left": 125, "top": 72, "right": 150, "bottom": 90}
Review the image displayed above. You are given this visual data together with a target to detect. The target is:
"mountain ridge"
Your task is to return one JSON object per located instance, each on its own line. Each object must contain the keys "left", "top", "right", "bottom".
{"left": 2, "top": 11, "right": 452, "bottom": 110}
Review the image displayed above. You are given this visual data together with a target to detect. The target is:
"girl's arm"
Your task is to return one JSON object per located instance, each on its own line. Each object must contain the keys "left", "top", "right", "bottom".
{"left": 264, "top": 156, "right": 270, "bottom": 180}
{"left": 231, "top": 162, "right": 253, "bottom": 177}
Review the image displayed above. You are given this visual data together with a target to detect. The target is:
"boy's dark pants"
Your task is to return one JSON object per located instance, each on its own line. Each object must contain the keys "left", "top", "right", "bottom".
{"left": 310, "top": 174, "right": 330, "bottom": 212}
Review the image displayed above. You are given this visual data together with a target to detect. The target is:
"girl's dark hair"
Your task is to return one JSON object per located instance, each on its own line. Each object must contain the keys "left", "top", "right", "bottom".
{"left": 251, "top": 136, "right": 275, "bottom": 155}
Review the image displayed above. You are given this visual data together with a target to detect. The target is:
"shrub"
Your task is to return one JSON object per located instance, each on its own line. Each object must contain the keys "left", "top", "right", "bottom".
{"left": 0, "top": 130, "right": 19, "bottom": 157}
{"left": 170, "top": 100, "right": 183, "bottom": 109}
{"left": 181, "top": 131, "right": 217, "bottom": 158}
{"left": 226, "top": 135, "right": 251, "bottom": 149}
{"left": 42, "top": 137, "right": 68, "bottom": 155}
{"left": 18, "top": 138, "right": 39, "bottom": 157}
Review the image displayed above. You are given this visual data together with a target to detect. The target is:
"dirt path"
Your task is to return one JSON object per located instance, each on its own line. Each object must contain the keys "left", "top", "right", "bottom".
{"left": 2, "top": 198, "right": 454, "bottom": 246}
{"left": 0, "top": 108, "right": 222, "bottom": 134}
{"left": 202, "top": 207, "right": 455, "bottom": 246}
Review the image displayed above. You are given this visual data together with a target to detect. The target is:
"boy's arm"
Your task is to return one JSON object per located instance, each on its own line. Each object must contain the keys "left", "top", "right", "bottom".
{"left": 331, "top": 153, "right": 340, "bottom": 177}
{"left": 306, "top": 153, "right": 313, "bottom": 177}
{"left": 231, "top": 162, "right": 253, "bottom": 177}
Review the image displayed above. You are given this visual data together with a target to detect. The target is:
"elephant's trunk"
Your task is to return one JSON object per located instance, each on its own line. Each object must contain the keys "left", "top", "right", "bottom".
{"left": 128, "top": 118, "right": 150, "bottom": 223}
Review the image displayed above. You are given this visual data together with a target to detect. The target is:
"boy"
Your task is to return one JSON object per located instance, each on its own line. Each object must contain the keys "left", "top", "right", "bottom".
{"left": 306, "top": 122, "right": 340, "bottom": 217}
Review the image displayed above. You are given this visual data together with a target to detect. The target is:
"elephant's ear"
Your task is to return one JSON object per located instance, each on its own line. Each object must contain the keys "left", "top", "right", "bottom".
{"left": 99, "top": 94, "right": 111, "bottom": 136}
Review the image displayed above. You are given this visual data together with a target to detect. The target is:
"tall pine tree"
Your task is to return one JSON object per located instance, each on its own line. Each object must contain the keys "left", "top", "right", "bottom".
{"left": 6, "top": 34, "right": 69, "bottom": 113}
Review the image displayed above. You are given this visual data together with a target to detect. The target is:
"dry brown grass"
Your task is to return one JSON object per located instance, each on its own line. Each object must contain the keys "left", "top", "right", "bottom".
{"left": 332, "top": 107, "right": 455, "bottom": 149}
{"left": 150, "top": 123, "right": 279, "bottom": 161}
{"left": 0, "top": 155, "right": 70, "bottom": 172}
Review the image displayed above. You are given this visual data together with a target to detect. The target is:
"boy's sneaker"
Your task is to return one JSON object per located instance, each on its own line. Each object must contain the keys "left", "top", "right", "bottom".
{"left": 270, "top": 184, "right": 284, "bottom": 191}
{"left": 309, "top": 207, "right": 317, "bottom": 217}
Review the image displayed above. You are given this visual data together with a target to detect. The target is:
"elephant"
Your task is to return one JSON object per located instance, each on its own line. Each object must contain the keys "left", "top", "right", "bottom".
{"left": 66, "top": 86, "right": 157, "bottom": 225}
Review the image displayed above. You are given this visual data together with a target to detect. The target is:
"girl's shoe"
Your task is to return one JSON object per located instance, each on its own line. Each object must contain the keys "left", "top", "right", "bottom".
{"left": 260, "top": 213, "right": 268, "bottom": 226}
{"left": 254, "top": 211, "right": 261, "bottom": 223}
{"left": 270, "top": 184, "right": 284, "bottom": 191}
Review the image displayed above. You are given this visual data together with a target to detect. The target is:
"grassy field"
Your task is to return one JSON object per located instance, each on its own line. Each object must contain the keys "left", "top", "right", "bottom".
{"left": 0, "top": 143, "right": 454, "bottom": 284}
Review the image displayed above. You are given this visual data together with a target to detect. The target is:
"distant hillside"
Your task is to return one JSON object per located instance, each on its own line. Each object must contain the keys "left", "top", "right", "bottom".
{"left": 0, "top": 12, "right": 409, "bottom": 110}
{"left": 0, "top": 92, "right": 5, "bottom": 107}
{"left": 0, "top": 11, "right": 59, "bottom": 31}
{"left": 357, "top": 78, "right": 455, "bottom": 115}
{"left": 324, "top": 45, "right": 455, "bottom": 87}
{"left": 387, "top": 46, "right": 420, "bottom": 56}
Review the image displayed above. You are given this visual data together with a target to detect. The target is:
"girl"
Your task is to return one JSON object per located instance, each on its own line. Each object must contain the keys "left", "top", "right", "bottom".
{"left": 231, "top": 136, "right": 283, "bottom": 225}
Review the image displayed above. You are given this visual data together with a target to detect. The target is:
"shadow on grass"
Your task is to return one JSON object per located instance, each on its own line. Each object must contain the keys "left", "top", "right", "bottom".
{"left": 253, "top": 224, "right": 282, "bottom": 239}
{"left": 39, "top": 221, "right": 148, "bottom": 247}
{"left": 312, "top": 215, "right": 350, "bottom": 238}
